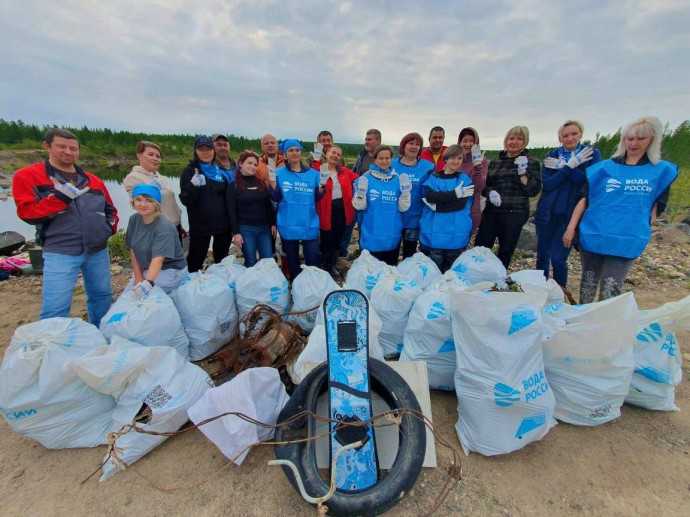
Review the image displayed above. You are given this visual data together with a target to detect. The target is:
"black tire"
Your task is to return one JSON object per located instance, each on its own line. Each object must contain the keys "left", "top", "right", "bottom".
{"left": 274, "top": 359, "right": 426, "bottom": 517}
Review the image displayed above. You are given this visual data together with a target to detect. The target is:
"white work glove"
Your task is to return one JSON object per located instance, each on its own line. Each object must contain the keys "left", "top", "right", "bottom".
{"left": 51, "top": 178, "right": 90, "bottom": 199}
{"left": 422, "top": 198, "right": 437, "bottom": 211}
{"left": 399, "top": 173, "right": 412, "bottom": 194}
{"left": 191, "top": 171, "right": 206, "bottom": 187}
{"left": 567, "top": 147, "right": 594, "bottom": 168}
{"left": 311, "top": 142, "right": 323, "bottom": 161}
{"left": 268, "top": 158, "right": 277, "bottom": 183}
{"left": 543, "top": 157, "right": 567, "bottom": 170}
{"left": 319, "top": 169, "right": 329, "bottom": 187}
{"left": 514, "top": 156, "right": 528, "bottom": 176}
{"left": 454, "top": 181, "right": 475, "bottom": 199}
{"left": 355, "top": 175, "right": 368, "bottom": 200}
{"left": 489, "top": 190, "right": 502, "bottom": 207}
{"left": 133, "top": 280, "right": 153, "bottom": 300}
{"left": 471, "top": 144, "right": 485, "bottom": 167}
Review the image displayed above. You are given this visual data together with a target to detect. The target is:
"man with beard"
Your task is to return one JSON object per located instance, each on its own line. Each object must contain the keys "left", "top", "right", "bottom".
{"left": 213, "top": 134, "right": 237, "bottom": 176}
{"left": 420, "top": 126, "right": 447, "bottom": 172}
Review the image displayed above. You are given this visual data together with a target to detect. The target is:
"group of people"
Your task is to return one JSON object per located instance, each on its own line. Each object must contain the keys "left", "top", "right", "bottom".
{"left": 12, "top": 115, "right": 678, "bottom": 329}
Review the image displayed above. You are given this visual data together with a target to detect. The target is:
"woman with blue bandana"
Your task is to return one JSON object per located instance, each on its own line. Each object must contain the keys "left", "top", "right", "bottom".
{"left": 125, "top": 184, "right": 188, "bottom": 299}
{"left": 269, "top": 139, "right": 325, "bottom": 280}
{"left": 179, "top": 135, "right": 234, "bottom": 272}
{"left": 353, "top": 145, "right": 412, "bottom": 266}
{"left": 563, "top": 116, "right": 678, "bottom": 303}
{"left": 535, "top": 120, "right": 600, "bottom": 287}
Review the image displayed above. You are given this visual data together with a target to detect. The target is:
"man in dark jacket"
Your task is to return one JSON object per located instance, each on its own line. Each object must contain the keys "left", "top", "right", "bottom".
{"left": 13, "top": 128, "right": 118, "bottom": 327}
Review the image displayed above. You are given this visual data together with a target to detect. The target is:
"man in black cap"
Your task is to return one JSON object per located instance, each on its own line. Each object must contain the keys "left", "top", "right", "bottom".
{"left": 212, "top": 134, "right": 237, "bottom": 175}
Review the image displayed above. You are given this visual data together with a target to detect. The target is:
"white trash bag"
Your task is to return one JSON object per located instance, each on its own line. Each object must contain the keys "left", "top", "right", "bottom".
{"left": 289, "top": 266, "right": 338, "bottom": 332}
{"left": 236, "top": 258, "right": 290, "bottom": 317}
{"left": 371, "top": 267, "right": 423, "bottom": 358}
{"left": 74, "top": 336, "right": 211, "bottom": 481}
{"left": 427, "top": 270, "right": 472, "bottom": 292}
{"left": 450, "top": 290, "right": 556, "bottom": 456}
{"left": 0, "top": 318, "right": 115, "bottom": 449}
{"left": 400, "top": 272, "right": 471, "bottom": 390}
{"left": 451, "top": 246, "right": 507, "bottom": 285}
{"left": 188, "top": 368, "right": 289, "bottom": 465}
{"left": 344, "top": 250, "right": 387, "bottom": 298}
{"left": 396, "top": 252, "right": 442, "bottom": 291}
{"left": 291, "top": 302, "right": 385, "bottom": 384}
{"left": 172, "top": 272, "right": 238, "bottom": 361}
{"left": 509, "top": 270, "right": 565, "bottom": 307}
{"left": 100, "top": 287, "right": 189, "bottom": 360}
{"left": 542, "top": 293, "right": 637, "bottom": 425}
{"left": 205, "top": 254, "right": 246, "bottom": 303}
{"left": 626, "top": 295, "right": 690, "bottom": 411}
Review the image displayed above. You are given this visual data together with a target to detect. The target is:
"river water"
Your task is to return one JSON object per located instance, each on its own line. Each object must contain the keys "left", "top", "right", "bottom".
{"left": 1, "top": 171, "right": 187, "bottom": 240}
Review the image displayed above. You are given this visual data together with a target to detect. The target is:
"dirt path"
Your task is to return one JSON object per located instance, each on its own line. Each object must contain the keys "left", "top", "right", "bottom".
{"left": 0, "top": 271, "right": 689, "bottom": 516}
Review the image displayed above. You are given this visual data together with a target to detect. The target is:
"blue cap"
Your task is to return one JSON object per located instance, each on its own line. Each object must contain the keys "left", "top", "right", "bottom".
{"left": 278, "top": 139, "right": 303, "bottom": 154}
{"left": 132, "top": 183, "right": 162, "bottom": 203}
{"left": 194, "top": 135, "right": 214, "bottom": 149}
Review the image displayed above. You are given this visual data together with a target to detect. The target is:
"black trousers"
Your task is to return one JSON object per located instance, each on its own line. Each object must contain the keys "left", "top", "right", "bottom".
{"left": 474, "top": 210, "right": 529, "bottom": 269}
{"left": 186, "top": 230, "right": 232, "bottom": 272}
{"left": 370, "top": 248, "right": 400, "bottom": 266}
{"left": 320, "top": 199, "right": 347, "bottom": 270}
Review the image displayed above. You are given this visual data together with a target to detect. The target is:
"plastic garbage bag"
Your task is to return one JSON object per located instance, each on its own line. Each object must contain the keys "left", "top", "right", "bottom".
{"left": 344, "top": 250, "right": 387, "bottom": 298}
{"left": 450, "top": 246, "right": 507, "bottom": 285}
{"left": 0, "top": 318, "right": 115, "bottom": 448}
{"left": 235, "top": 258, "right": 290, "bottom": 317}
{"left": 289, "top": 266, "right": 338, "bottom": 332}
{"left": 172, "top": 272, "right": 238, "bottom": 361}
{"left": 508, "top": 270, "right": 565, "bottom": 307}
{"left": 205, "top": 254, "right": 246, "bottom": 304}
{"left": 396, "top": 252, "right": 442, "bottom": 291}
{"left": 187, "top": 368, "right": 289, "bottom": 465}
{"left": 291, "top": 303, "right": 385, "bottom": 384}
{"left": 400, "top": 272, "right": 471, "bottom": 390}
{"left": 450, "top": 290, "right": 556, "bottom": 456}
{"left": 371, "top": 267, "right": 423, "bottom": 358}
{"left": 625, "top": 295, "right": 690, "bottom": 411}
{"left": 542, "top": 293, "right": 637, "bottom": 425}
{"left": 100, "top": 287, "right": 189, "bottom": 360}
{"left": 74, "top": 336, "right": 211, "bottom": 481}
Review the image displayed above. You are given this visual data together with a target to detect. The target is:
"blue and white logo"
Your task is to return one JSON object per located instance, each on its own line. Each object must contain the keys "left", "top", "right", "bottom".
{"left": 515, "top": 414, "right": 546, "bottom": 438}
{"left": 605, "top": 178, "right": 622, "bottom": 193}
{"left": 636, "top": 322, "right": 663, "bottom": 343}
{"left": 282, "top": 181, "right": 293, "bottom": 192}
{"left": 494, "top": 382, "right": 521, "bottom": 407}
{"left": 426, "top": 301, "right": 446, "bottom": 320}
{"left": 509, "top": 309, "right": 538, "bottom": 335}
{"left": 365, "top": 274, "right": 379, "bottom": 291}
{"left": 368, "top": 188, "right": 380, "bottom": 202}
{"left": 269, "top": 286, "right": 282, "bottom": 302}
{"left": 438, "top": 339, "right": 454, "bottom": 353}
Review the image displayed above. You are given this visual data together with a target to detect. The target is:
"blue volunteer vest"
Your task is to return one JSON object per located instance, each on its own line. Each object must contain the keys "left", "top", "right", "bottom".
{"left": 357, "top": 173, "right": 403, "bottom": 252}
{"left": 580, "top": 159, "right": 677, "bottom": 258}
{"left": 419, "top": 172, "right": 473, "bottom": 249}
{"left": 276, "top": 166, "right": 320, "bottom": 240}
{"left": 392, "top": 157, "right": 434, "bottom": 229}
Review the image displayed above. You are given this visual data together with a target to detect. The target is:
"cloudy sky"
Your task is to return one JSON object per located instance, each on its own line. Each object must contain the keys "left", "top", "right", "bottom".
{"left": 2, "top": 0, "right": 689, "bottom": 149}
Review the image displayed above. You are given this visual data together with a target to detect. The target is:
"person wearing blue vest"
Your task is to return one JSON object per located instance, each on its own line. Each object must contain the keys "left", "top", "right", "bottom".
{"left": 419, "top": 145, "right": 475, "bottom": 272}
{"left": 353, "top": 145, "right": 412, "bottom": 266}
{"left": 535, "top": 120, "right": 601, "bottom": 288}
{"left": 563, "top": 116, "right": 678, "bottom": 303}
{"left": 269, "top": 139, "right": 325, "bottom": 280}
{"left": 392, "top": 132, "right": 435, "bottom": 259}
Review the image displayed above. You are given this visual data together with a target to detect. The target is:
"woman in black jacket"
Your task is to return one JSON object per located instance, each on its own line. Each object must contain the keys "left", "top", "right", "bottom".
{"left": 179, "top": 135, "right": 234, "bottom": 272}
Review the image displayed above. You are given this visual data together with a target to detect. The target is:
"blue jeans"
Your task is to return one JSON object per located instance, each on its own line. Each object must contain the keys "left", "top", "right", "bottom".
{"left": 239, "top": 224, "right": 273, "bottom": 267}
{"left": 282, "top": 238, "right": 320, "bottom": 280}
{"left": 427, "top": 247, "right": 463, "bottom": 273}
{"left": 536, "top": 216, "right": 571, "bottom": 287}
{"left": 41, "top": 248, "right": 113, "bottom": 328}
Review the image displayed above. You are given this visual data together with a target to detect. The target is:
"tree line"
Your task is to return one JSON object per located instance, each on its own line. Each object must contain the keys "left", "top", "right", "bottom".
{"left": 0, "top": 118, "right": 688, "bottom": 166}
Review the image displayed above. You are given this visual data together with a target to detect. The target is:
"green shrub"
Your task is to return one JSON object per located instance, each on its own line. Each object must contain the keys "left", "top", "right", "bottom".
{"left": 108, "top": 229, "right": 130, "bottom": 261}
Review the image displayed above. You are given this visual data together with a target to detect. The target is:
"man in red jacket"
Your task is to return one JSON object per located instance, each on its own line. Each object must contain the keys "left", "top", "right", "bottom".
{"left": 420, "top": 126, "right": 448, "bottom": 172}
{"left": 13, "top": 129, "right": 118, "bottom": 327}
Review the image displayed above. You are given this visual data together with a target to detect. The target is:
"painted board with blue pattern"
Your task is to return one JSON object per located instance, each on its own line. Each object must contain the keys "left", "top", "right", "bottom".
{"left": 324, "top": 289, "right": 379, "bottom": 492}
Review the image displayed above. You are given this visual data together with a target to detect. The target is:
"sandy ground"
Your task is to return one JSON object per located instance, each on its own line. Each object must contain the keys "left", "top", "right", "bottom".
{"left": 0, "top": 272, "right": 689, "bottom": 517}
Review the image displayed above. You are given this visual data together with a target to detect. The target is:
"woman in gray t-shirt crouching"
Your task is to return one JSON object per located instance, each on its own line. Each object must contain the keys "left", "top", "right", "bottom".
{"left": 124, "top": 184, "right": 188, "bottom": 298}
